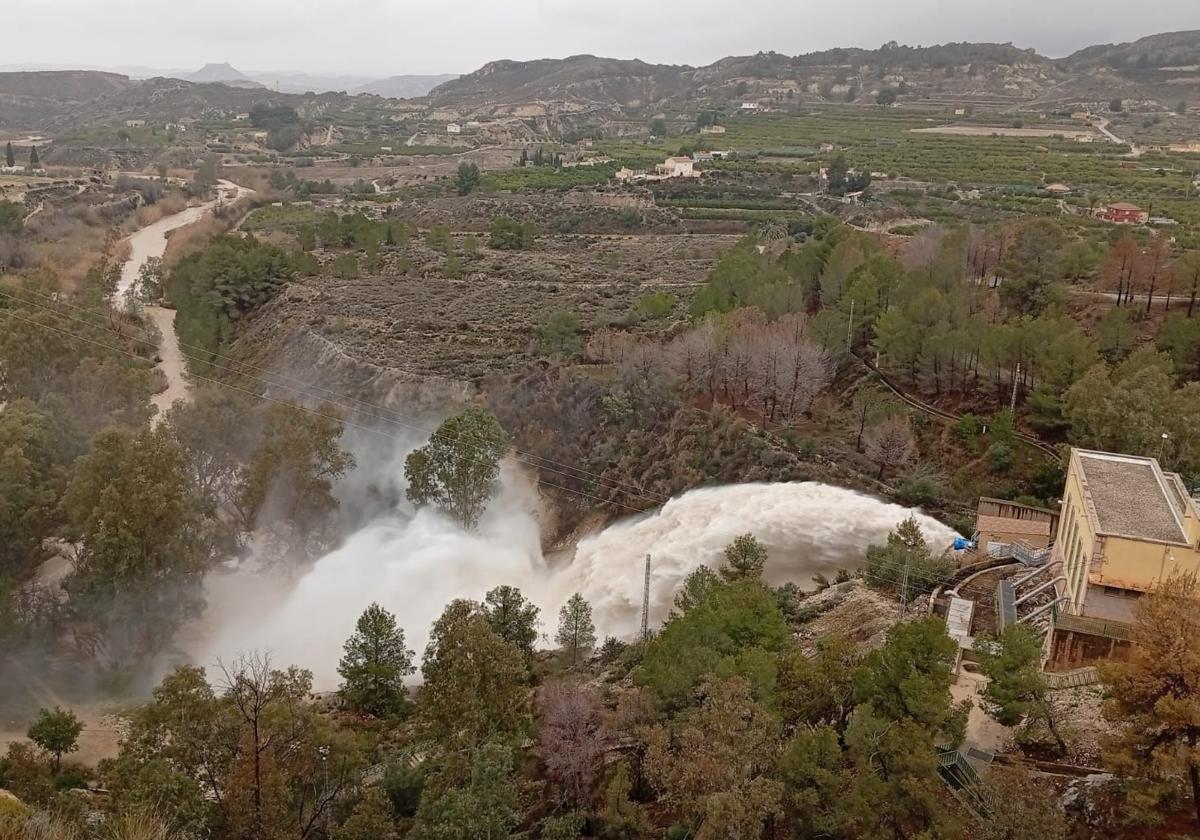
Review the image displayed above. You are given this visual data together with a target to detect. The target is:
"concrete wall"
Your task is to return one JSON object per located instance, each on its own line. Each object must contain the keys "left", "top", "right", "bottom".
{"left": 1055, "top": 458, "right": 1098, "bottom": 611}
{"left": 1097, "top": 536, "right": 1200, "bottom": 592}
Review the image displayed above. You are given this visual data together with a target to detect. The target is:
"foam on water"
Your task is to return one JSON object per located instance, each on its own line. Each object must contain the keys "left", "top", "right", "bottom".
{"left": 188, "top": 451, "right": 957, "bottom": 690}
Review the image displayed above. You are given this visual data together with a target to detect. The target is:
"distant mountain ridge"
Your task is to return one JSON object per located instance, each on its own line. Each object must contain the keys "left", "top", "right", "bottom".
{"left": 1062, "top": 30, "right": 1200, "bottom": 70}
{"left": 186, "top": 63, "right": 265, "bottom": 89}
{"left": 423, "top": 44, "right": 1060, "bottom": 113}
{"left": 3, "top": 30, "right": 1200, "bottom": 131}
{"left": 353, "top": 74, "right": 459, "bottom": 98}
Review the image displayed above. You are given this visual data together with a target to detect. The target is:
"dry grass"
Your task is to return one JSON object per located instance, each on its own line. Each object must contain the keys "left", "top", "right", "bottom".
{"left": 161, "top": 197, "right": 258, "bottom": 267}
{"left": 96, "top": 809, "right": 179, "bottom": 840}
{"left": 130, "top": 194, "right": 187, "bottom": 228}
{"left": 0, "top": 813, "right": 82, "bottom": 840}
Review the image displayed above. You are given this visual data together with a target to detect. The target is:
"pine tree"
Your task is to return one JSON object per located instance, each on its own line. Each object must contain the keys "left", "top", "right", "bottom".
{"left": 482, "top": 585, "right": 540, "bottom": 659}
{"left": 1102, "top": 572, "right": 1200, "bottom": 826}
{"left": 338, "top": 602, "right": 415, "bottom": 717}
{"left": 28, "top": 145, "right": 39, "bottom": 169}
{"left": 404, "top": 408, "right": 508, "bottom": 529}
{"left": 4, "top": 142, "right": 13, "bottom": 167}
{"left": 719, "top": 533, "right": 768, "bottom": 581}
{"left": 555, "top": 593, "right": 596, "bottom": 668}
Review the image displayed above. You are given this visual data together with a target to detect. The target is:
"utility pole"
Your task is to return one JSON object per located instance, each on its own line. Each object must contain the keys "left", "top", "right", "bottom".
{"left": 846, "top": 298, "right": 855, "bottom": 352}
{"left": 1010, "top": 361, "right": 1021, "bottom": 413}
{"left": 640, "top": 554, "right": 651, "bottom": 643}
{"left": 899, "top": 551, "right": 911, "bottom": 615}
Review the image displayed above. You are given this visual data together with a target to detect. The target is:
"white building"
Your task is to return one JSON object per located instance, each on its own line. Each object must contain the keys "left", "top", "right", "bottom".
{"left": 740, "top": 102, "right": 763, "bottom": 112}
{"left": 446, "top": 123, "right": 462, "bottom": 135}
{"left": 124, "top": 119, "right": 146, "bottom": 128}
{"left": 655, "top": 156, "right": 696, "bottom": 178}
{"left": 700, "top": 124, "right": 726, "bottom": 134}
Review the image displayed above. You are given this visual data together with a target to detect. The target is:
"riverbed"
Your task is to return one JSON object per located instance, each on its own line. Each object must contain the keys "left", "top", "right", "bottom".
{"left": 116, "top": 179, "right": 250, "bottom": 418}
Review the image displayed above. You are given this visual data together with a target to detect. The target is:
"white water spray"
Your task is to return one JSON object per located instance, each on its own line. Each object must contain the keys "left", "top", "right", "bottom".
{"left": 186, "top": 445, "right": 958, "bottom": 690}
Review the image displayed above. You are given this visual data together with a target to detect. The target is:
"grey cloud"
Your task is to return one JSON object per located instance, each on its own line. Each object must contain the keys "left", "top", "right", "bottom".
{"left": 7, "top": 0, "right": 1200, "bottom": 77}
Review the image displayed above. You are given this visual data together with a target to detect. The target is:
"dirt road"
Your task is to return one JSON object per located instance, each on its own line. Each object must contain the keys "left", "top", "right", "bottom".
{"left": 116, "top": 179, "right": 253, "bottom": 420}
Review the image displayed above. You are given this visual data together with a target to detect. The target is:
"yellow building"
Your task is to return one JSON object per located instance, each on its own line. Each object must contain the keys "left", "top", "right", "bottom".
{"left": 1050, "top": 449, "right": 1200, "bottom": 666}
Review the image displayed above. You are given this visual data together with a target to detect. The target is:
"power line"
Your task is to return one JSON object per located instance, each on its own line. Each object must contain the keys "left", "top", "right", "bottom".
{"left": 0, "top": 294, "right": 969, "bottom": 596}
{"left": 0, "top": 288, "right": 670, "bottom": 510}
{"left": 1, "top": 283, "right": 672, "bottom": 507}
{"left": 0, "top": 307, "right": 653, "bottom": 517}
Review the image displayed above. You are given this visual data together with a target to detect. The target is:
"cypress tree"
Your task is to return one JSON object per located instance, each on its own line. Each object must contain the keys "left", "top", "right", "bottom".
{"left": 4, "top": 142, "right": 13, "bottom": 167}
{"left": 29, "top": 145, "right": 40, "bottom": 168}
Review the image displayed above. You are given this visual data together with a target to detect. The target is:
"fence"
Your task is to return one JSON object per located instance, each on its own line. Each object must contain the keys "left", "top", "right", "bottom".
{"left": 1045, "top": 666, "right": 1100, "bottom": 689}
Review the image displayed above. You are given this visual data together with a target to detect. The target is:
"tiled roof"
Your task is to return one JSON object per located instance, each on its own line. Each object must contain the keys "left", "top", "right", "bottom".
{"left": 1075, "top": 450, "right": 1188, "bottom": 544}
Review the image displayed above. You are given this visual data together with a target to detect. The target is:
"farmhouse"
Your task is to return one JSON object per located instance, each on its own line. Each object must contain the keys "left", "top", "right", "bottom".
{"left": 700, "top": 124, "right": 726, "bottom": 134}
{"left": 655, "top": 156, "right": 696, "bottom": 178}
{"left": 446, "top": 123, "right": 462, "bottom": 135}
{"left": 1044, "top": 182, "right": 1072, "bottom": 196}
{"left": 124, "top": 119, "right": 146, "bottom": 128}
{"left": 1094, "top": 202, "right": 1148, "bottom": 224}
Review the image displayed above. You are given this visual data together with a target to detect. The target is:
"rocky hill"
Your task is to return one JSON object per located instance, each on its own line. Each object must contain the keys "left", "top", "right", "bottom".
{"left": 186, "top": 62, "right": 265, "bottom": 89}
{"left": 426, "top": 33, "right": 1200, "bottom": 115}
{"left": 0, "top": 72, "right": 354, "bottom": 131}
{"left": 1063, "top": 30, "right": 1200, "bottom": 70}
{"left": 0, "top": 70, "right": 136, "bottom": 101}
{"left": 0, "top": 70, "right": 143, "bottom": 129}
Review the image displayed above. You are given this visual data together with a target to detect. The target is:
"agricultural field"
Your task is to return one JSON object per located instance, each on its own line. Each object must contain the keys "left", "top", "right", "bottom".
{"left": 243, "top": 229, "right": 737, "bottom": 382}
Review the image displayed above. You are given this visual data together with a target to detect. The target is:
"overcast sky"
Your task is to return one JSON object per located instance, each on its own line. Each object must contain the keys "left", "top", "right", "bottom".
{"left": 7, "top": 0, "right": 1200, "bottom": 78}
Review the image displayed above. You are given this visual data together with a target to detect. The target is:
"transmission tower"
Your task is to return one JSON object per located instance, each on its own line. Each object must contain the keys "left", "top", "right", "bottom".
{"left": 640, "top": 554, "right": 651, "bottom": 642}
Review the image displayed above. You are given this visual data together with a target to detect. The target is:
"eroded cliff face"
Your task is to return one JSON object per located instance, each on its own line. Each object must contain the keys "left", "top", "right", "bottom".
{"left": 233, "top": 293, "right": 475, "bottom": 421}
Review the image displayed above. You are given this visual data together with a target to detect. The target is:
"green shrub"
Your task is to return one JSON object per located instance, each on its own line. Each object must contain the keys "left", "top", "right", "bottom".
{"left": 896, "top": 476, "right": 942, "bottom": 507}
{"left": 987, "top": 442, "right": 1014, "bottom": 473}
{"left": 537, "top": 311, "right": 582, "bottom": 357}
{"left": 382, "top": 761, "right": 425, "bottom": 818}
{"left": 488, "top": 216, "right": 537, "bottom": 250}
{"left": 634, "top": 292, "right": 677, "bottom": 320}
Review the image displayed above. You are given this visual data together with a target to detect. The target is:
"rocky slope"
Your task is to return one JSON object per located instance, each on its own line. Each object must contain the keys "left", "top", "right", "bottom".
{"left": 426, "top": 32, "right": 1200, "bottom": 114}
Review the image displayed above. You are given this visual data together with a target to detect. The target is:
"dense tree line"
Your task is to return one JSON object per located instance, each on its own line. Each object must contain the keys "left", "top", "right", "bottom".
{"left": 29, "top": 524, "right": 1190, "bottom": 837}
{"left": 165, "top": 235, "right": 300, "bottom": 371}
{"left": 682, "top": 218, "right": 1200, "bottom": 482}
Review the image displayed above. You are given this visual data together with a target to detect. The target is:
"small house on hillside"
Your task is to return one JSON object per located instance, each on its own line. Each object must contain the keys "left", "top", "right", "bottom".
{"left": 124, "top": 119, "right": 146, "bottom": 128}
{"left": 1095, "top": 202, "right": 1148, "bottom": 224}
{"left": 700, "top": 124, "right": 726, "bottom": 134}
{"left": 656, "top": 156, "right": 696, "bottom": 178}
{"left": 1044, "top": 182, "right": 1072, "bottom": 196}
{"left": 446, "top": 123, "right": 462, "bottom": 135}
